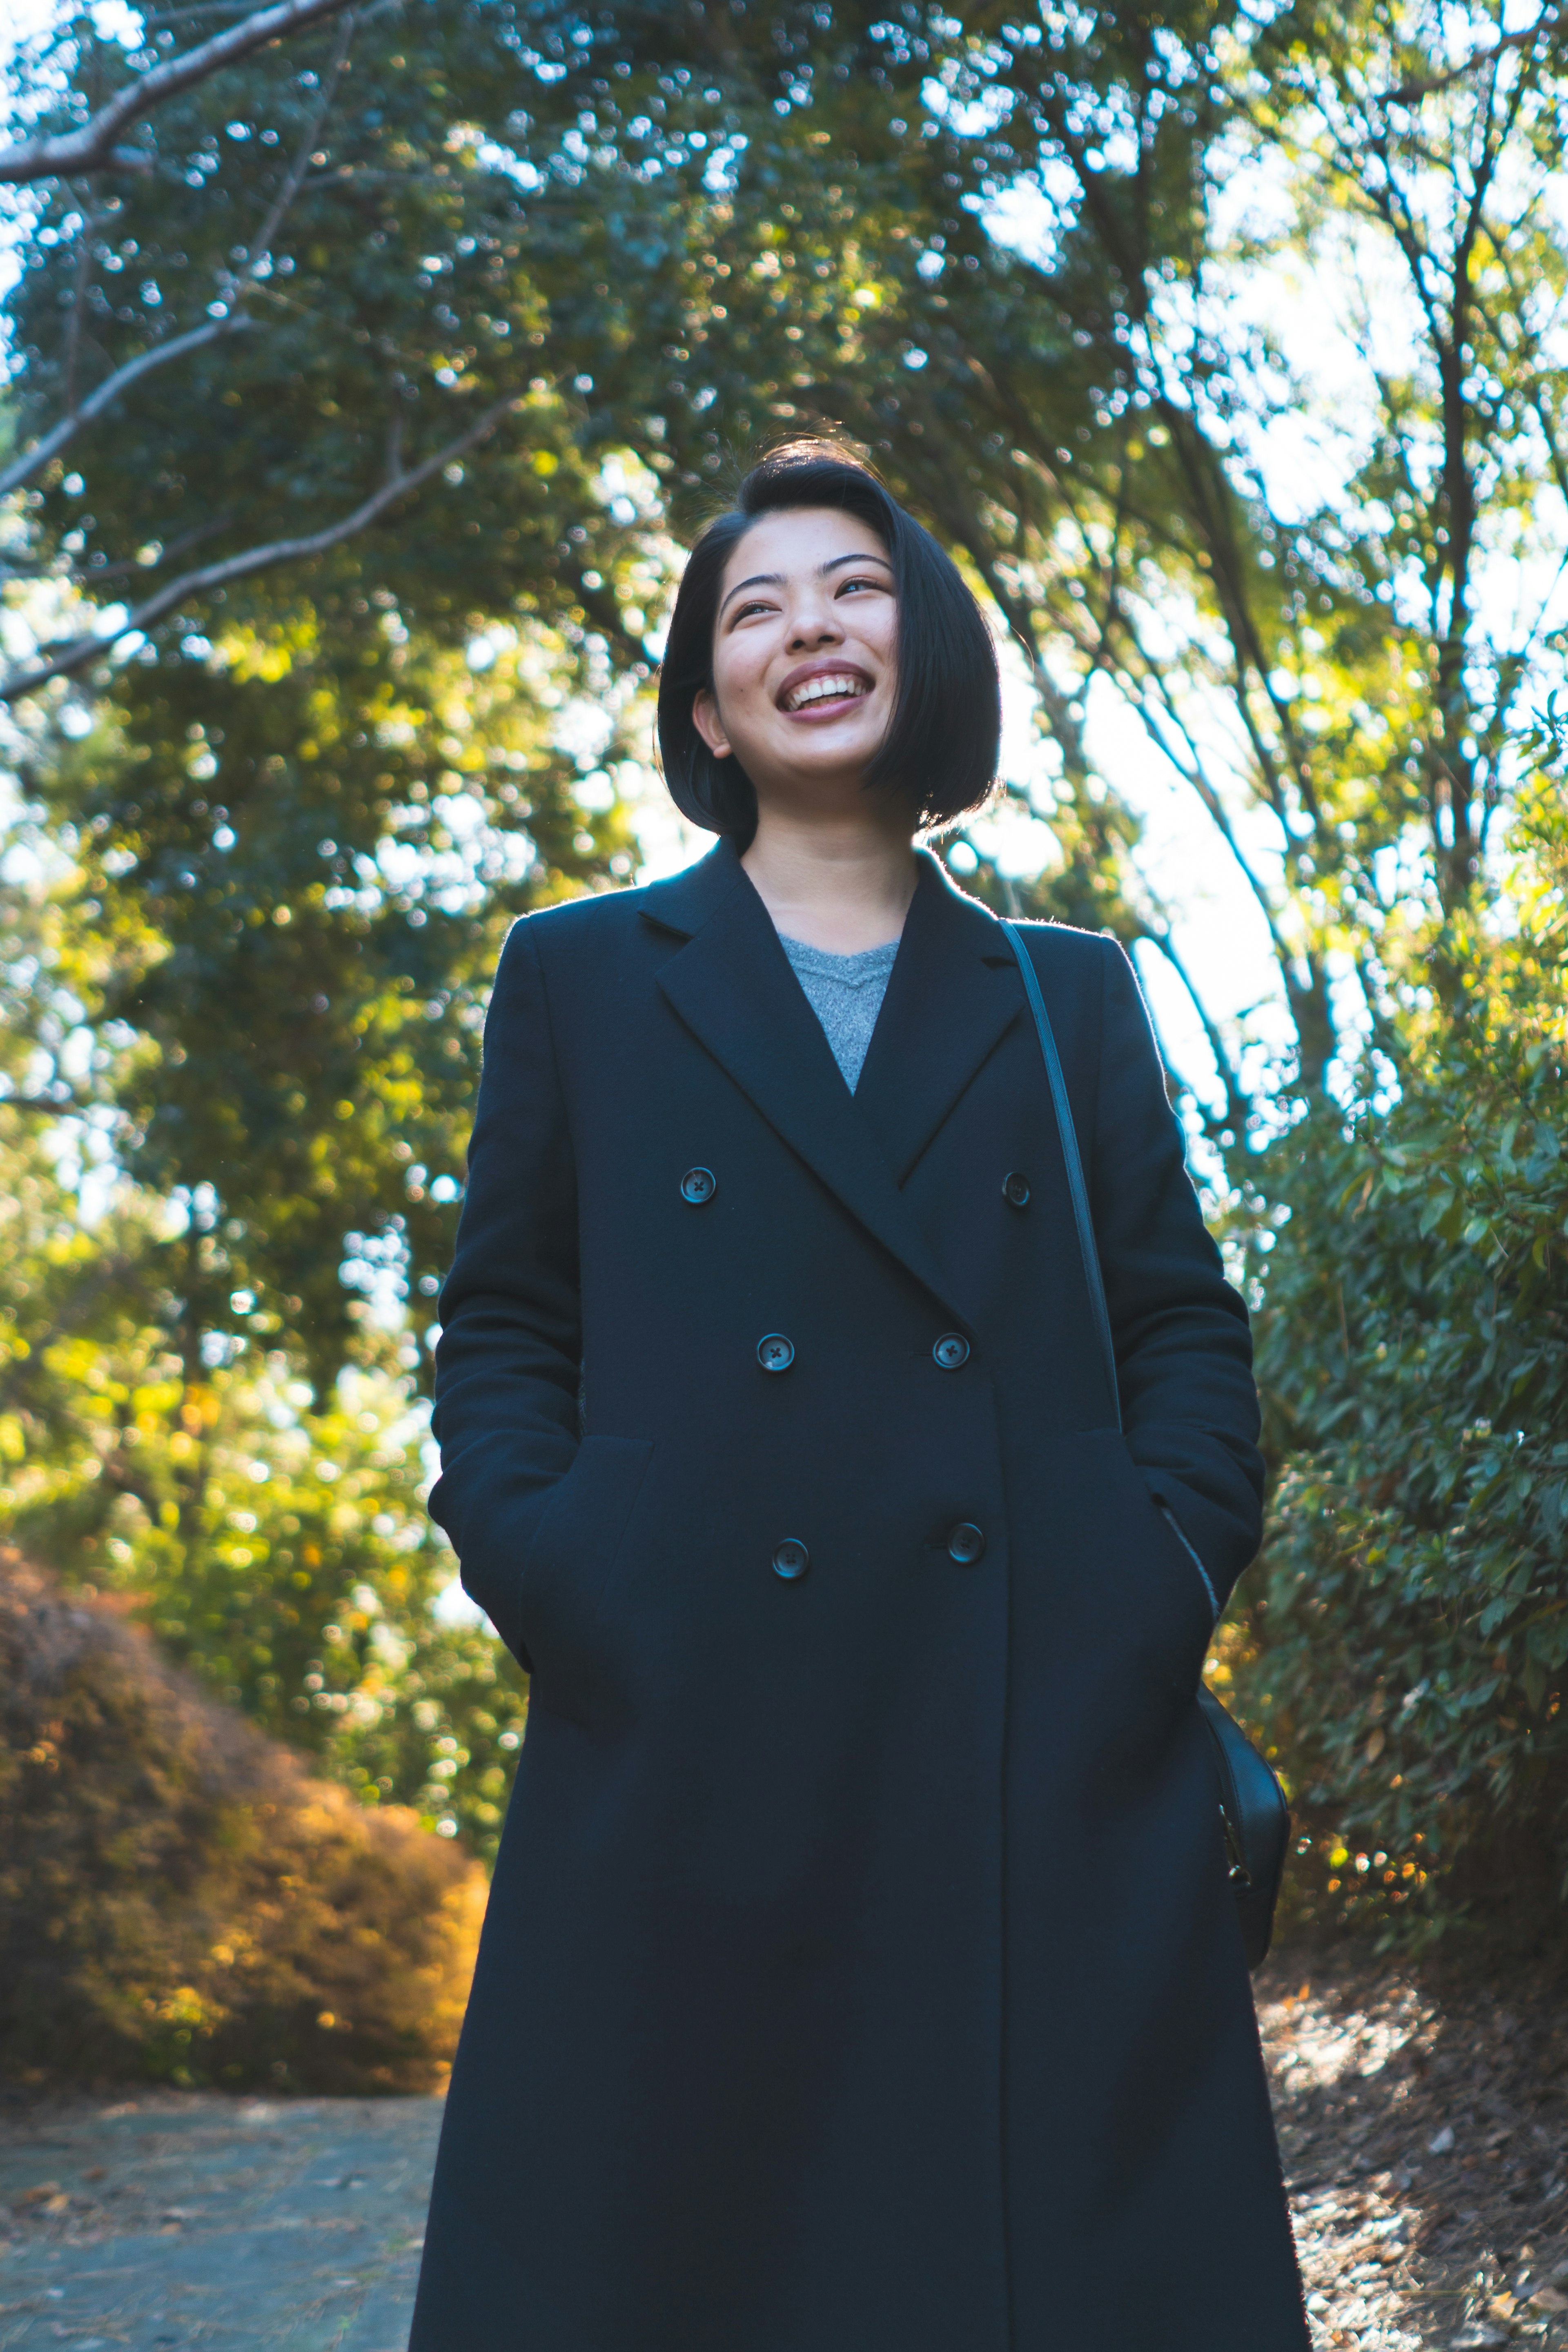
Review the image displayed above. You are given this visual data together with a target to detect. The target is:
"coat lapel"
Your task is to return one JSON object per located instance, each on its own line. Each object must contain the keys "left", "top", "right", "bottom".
{"left": 643, "top": 843, "right": 966, "bottom": 1315}
{"left": 852, "top": 852, "right": 1023, "bottom": 1186}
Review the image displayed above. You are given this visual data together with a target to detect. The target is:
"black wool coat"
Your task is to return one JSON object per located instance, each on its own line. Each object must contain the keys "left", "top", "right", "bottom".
{"left": 409, "top": 840, "right": 1309, "bottom": 2352}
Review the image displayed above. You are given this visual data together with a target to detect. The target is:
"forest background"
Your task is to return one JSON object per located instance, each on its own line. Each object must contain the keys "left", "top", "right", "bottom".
{"left": 0, "top": 0, "right": 1564, "bottom": 2083}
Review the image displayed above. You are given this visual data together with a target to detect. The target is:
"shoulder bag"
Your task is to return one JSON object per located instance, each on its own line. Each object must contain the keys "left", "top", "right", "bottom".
{"left": 1000, "top": 921, "right": 1290, "bottom": 1970}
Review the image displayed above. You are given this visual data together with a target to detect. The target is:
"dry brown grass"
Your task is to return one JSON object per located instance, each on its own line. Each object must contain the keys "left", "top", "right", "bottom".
{"left": 0, "top": 1548, "right": 485, "bottom": 2094}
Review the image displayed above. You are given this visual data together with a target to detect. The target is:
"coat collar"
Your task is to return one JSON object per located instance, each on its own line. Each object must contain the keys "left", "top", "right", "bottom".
{"left": 642, "top": 841, "right": 1020, "bottom": 1315}
{"left": 851, "top": 851, "right": 1021, "bottom": 1186}
{"left": 637, "top": 835, "right": 751, "bottom": 942}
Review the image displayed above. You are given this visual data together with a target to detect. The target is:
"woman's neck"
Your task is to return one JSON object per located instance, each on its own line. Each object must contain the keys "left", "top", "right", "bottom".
{"left": 740, "top": 804, "right": 919, "bottom": 955}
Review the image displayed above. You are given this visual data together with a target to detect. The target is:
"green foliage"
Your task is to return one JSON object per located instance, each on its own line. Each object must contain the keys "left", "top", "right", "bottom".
{"left": 0, "top": 1118, "right": 529, "bottom": 1857}
{"left": 4, "top": 0, "right": 1567, "bottom": 1967}
{"left": 12, "top": 0, "right": 1567, "bottom": 1109}
{"left": 0, "top": 1549, "right": 486, "bottom": 2091}
{"left": 1227, "top": 783, "right": 1568, "bottom": 1942}
{"left": 22, "top": 606, "right": 636, "bottom": 1383}
{"left": 4, "top": 0, "right": 676, "bottom": 679}
{"left": 0, "top": 566, "right": 645, "bottom": 1860}
{"left": 493, "top": 0, "right": 1568, "bottom": 1104}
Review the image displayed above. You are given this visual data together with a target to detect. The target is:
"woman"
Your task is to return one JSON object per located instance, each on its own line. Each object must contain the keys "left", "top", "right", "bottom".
{"left": 410, "top": 443, "right": 1309, "bottom": 2350}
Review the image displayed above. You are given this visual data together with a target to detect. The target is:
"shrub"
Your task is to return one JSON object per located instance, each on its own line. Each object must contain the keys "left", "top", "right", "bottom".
{"left": 1226, "top": 789, "right": 1568, "bottom": 1944}
{"left": 0, "top": 1548, "right": 485, "bottom": 2090}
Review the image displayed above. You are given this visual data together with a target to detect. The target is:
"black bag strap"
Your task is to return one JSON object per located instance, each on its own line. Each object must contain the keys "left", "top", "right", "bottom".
{"left": 1000, "top": 920, "right": 1122, "bottom": 1431}
{"left": 1001, "top": 926, "right": 1289, "bottom": 1962}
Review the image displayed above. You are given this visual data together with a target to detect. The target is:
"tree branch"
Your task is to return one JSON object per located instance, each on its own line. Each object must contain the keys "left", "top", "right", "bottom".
{"left": 1, "top": 16, "right": 350, "bottom": 499}
{"left": 0, "top": 0, "right": 359, "bottom": 185}
{"left": 0, "top": 318, "right": 246, "bottom": 499}
{"left": 0, "top": 1088, "right": 94, "bottom": 1113}
{"left": 1140, "top": 920, "right": 1255, "bottom": 1136}
{"left": 1100, "top": 608, "right": 1298, "bottom": 965}
{"left": 0, "top": 393, "right": 521, "bottom": 703}
{"left": 0, "top": 509, "right": 236, "bottom": 589}
{"left": 232, "top": 8, "right": 355, "bottom": 285}
{"left": 1378, "top": 6, "right": 1561, "bottom": 105}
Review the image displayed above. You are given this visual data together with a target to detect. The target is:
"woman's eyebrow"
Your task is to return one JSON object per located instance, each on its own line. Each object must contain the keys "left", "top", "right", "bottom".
{"left": 718, "top": 570, "right": 782, "bottom": 617}
{"left": 718, "top": 550, "right": 893, "bottom": 619}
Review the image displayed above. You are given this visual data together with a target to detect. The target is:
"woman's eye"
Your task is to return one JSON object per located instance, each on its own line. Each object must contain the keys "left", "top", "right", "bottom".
{"left": 837, "top": 575, "right": 886, "bottom": 596}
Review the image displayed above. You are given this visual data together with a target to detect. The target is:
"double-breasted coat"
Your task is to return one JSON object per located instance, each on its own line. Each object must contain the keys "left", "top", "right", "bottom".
{"left": 409, "top": 839, "right": 1309, "bottom": 2351}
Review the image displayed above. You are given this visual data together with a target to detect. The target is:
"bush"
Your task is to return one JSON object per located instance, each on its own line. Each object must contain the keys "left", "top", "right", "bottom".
{"left": 0, "top": 1169, "right": 530, "bottom": 1861}
{"left": 0, "top": 1547, "right": 486, "bottom": 2091}
{"left": 1225, "top": 789, "right": 1568, "bottom": 1945}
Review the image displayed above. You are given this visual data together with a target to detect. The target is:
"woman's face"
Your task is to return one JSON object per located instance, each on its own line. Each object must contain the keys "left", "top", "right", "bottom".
{"left": 691, "top": 506, "right": 898, "bottom": 812}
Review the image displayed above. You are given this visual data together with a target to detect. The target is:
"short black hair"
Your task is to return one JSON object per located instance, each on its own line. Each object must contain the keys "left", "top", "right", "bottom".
{"left": 657, "top": 441, "right": 1001, "bottom": 845}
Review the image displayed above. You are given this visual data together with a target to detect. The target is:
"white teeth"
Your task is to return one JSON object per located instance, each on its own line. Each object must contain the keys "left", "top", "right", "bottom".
{"left": 784, "top": 673, "right": 867, "bottom": 712}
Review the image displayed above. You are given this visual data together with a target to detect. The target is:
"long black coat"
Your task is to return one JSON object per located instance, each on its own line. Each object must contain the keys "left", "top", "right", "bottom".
{"left": 409, "top": 841, "right": 1308, "bottom": 2352}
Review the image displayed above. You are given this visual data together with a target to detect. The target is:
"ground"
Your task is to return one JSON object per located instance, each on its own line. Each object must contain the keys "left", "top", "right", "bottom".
{"left": 0, "top": 1942, "right": 1564, "bottom": 2349}
{"left": 1258, "top": 1943, "right": 1568, "bottom": 2351}
{"left": 0, "top": 2097, "right": 436, "bottom": 2350}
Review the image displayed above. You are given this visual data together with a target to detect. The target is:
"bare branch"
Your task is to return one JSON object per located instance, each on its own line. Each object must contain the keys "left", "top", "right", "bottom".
{"left": 1378, "top": 5, "right": 1561, "bottom": 104}
{"left": 1, "top": 18, "right": 349, "bottom": 498}
{"left": 80, "top": 510, "right": 236, "bottom": 585}
{"left": 0, "top": 1089, "right": 94, "bottom": 1113}
{"left": 146, "top": 1, "right": 293, "bottom": 21}
{"left": 1082, "top": 593, "right": 1298, "bottom": 964}
{"left": 0, "top": 0, "right": 359, "bottom": 186}
{"left": 0, "top": 392, "right": 521, "bottom": 703}
{"left": 1139, "top": 922, "right": 1255, "bottom": 1136}
{"left": 62, "top": 205, "right": 95, "bottom": 416}
{"left": 0, "top": 318, "right": 246, "bottom": 499}
{"left": 234, "top": 8, "right": 354, "bottom": 281}
{"left": 0, "top": 509, "right": 234, "bottom": 589}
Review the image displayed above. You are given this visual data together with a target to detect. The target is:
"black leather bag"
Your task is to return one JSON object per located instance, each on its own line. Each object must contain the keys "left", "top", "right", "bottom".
{"left": 1000, "top": 922, "right": 1290, "bottom": 1970}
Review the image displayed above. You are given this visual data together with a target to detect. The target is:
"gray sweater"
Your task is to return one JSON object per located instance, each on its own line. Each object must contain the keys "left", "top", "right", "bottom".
{"left": 780, "top": 933, "right": 900, "bottom": 1093}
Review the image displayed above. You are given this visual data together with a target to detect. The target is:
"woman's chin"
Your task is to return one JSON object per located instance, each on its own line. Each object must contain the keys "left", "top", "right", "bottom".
{"left": 758, "top": 723, "right": 887, "bottom": 780}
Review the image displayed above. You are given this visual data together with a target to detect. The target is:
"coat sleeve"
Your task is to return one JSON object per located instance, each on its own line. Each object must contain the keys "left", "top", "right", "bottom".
{"left": 1088, "top": 936, "right": 1263, "bottom": 1614}
{"left": 428, "top": 915, "right": 581, "bottom": 1658}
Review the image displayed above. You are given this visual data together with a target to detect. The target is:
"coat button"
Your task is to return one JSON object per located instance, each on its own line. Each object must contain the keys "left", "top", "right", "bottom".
{"left": 680, "top": 1166, "right": 716, "bottom": 1205}
{"left": 933, "top": 1332, "right": 970, "bottom": 1370}
{"left": 947, "top": 1522, "right": 986, "bottom": 1566}
{"left": 757, "top": 1333, "right": 795, "bottom": 1373}
{"left": 773, "top": 1538, "right": 810, "bottom": 1580}
{"left": 1003, "top": 1170, "right": 1031, "bottom": 1207}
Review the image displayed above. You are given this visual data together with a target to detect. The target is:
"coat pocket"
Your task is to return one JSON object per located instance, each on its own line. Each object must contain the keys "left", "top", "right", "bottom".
{"left": 1157, "top": 1503, "right": 1220, "bottom": 1629}
{"left": 1082, "top": 1429, "right": 1219, "bottom": 1698}
{"left": 521, "top": 1435, "right": 655, "bottom": 1718}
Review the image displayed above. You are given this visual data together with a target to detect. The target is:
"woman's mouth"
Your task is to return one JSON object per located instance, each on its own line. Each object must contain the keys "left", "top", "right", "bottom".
{"left": 780, "top": 671, "right": 872, "bottom": 715}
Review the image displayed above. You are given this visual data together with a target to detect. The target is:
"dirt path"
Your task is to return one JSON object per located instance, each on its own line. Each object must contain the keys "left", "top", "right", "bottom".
{"left": 1257, "top": 1947, "right": 1568, "bottom": 2351}
{"left": 2, "top": 1946, "right": 1565, "bottom": 2349}
{"left": 0, "top": 2096, "right": 439, "bottom": 2350}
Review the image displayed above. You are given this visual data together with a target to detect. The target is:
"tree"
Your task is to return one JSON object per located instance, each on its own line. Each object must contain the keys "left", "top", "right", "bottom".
{"left": 0, "top": 0, "right": 358, "bottom": 185}
{"left": 0, "top": 0, "right": 687, "bottom": 700}
{"left": 12, "top": 0, "right": 1566, "bottom": 1096}
{"left": 7, "top": 0, "right": 1566, "bottom": 1930}
{"left": 0, "top": 0, "right": 684, "bottom": 1853}
{"left": 494, "top": 0, "right": 1568, "bottom": 1109}
{"left": 0, "top": 566, "right": 646, "bottom": 1856}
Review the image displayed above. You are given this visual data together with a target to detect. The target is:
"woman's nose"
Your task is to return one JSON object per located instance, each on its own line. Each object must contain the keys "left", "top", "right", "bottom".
{"left": 786, "top": 602, "right": 842, "bottom": 650}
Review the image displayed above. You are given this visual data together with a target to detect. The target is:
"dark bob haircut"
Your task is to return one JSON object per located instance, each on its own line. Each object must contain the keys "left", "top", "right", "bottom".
{"left": 657, "top": 441, "right": 1001, "bottom": 845}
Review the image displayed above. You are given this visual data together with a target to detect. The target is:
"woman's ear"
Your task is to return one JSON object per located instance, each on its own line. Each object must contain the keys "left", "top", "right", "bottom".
{"left": 690, "top": 688, "right": 732, "bottom": 761}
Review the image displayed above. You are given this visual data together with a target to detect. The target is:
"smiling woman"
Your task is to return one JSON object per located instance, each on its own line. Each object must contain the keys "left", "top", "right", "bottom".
{"left": 657, "top": 441, "right": 1000, "bottom": 853}
{"left": 410, "top": 441, "right": 1309, "bottom": 2352}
